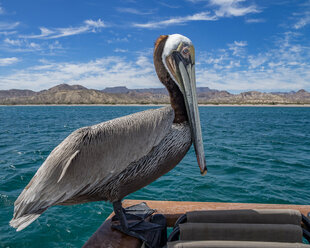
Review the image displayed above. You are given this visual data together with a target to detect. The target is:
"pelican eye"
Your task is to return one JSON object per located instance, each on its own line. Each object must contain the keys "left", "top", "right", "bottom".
{"left": 182, "top": 47, "right": 189, "bottom": 55}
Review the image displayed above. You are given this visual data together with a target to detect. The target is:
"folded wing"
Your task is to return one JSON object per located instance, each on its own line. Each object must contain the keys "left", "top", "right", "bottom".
{"left": 10, "top": 106, "right": 174, "bottom": 231}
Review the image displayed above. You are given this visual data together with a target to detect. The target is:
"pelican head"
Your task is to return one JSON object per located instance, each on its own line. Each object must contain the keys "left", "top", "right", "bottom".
{"left": 154, "top": 34, "right": 207, "bottom": 175}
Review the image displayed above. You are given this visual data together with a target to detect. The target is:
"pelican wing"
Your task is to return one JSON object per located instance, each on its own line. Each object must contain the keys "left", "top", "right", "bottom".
{"left": 11, "top": 106, "right": 174, "bottom": 231}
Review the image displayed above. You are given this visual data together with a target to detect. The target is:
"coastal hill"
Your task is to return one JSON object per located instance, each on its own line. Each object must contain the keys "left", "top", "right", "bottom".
{"left": 0, "top": 84, "right": 309, "bottom": 105}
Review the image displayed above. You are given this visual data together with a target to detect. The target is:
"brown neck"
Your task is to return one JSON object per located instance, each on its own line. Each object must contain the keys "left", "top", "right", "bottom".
{"left": 153, "top": 35, "right": 188, "bottom": 123}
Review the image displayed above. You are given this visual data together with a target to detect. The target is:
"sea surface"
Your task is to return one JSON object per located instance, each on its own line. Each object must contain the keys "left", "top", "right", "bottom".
{"left": 1, "top": 106, "right": 310, "bottom": 247}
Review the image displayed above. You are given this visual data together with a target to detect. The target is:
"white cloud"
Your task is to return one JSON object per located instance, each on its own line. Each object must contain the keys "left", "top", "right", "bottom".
{"left": 136, "top": 55, "right": 153, "bottom": 69}
{"left": 209, "top": 0, "right": 260, "bottom": 17}
{"left": 228, "top": 40, "right": 247, "bottom": 56}
{"left": 48, "top": 40, "right": 62, "bottom": 50}
{"left": 0, "top": 2, "right": 5, "bottom": 15}
{"left": 0, "top": 56, "right": 160, "bottom": 90}
{"left": 28, "top": 42, "right": 40, "bottom": 50}
{"left": 3, "top": 38, "right": 43, "bottom": 52}
{"left": 158, "top": 2, "right": 180, "bottom": 9}
{"left": 114, "top": 48, "right": 128, "bottom": 53}
{"left": 22, "top": 19, "right": 106, "bottom": 39}
{"left": 0, "top": 57, "right": 19, "bottom": 66}
{"left": 248, "top": 54, "right": 267, "bottom": 69}
{"left": 245, "top": 18, "right": 265, "bottom": 23}
{"left": 1, "top": 37, "right": 63, "bottom": 54}
{"left": 116, "top": 7, "right": 154, "bottom": 15}
{"left": 0, "top": 30, "right": 17, "bottom": 36}
{"left": 133, "top": 0, "right": 259, "bottom": 29}
{"left": 107, "top": 37, "right": 129, "bottom": 43}
{"left": 133, "top": 11, "right": 217, "bottom": 28}
{"left": 294, "top": 11, "right": 310, "bottom": 29}
{"left": 84, "top": 19, "right": 105, "bottom": 28}
{"left": 0, "top": 21, "right": 20, "bottom": 30}
{"left": 234, "top": 40, "right": 247, "bottom": 46}
{"left": 4, "top": 38, "right": 22, "bottom": 46}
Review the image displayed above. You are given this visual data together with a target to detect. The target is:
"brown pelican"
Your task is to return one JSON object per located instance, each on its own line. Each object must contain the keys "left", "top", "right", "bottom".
{"left": 10, "top": 34, "right": 207, "bottom": 235}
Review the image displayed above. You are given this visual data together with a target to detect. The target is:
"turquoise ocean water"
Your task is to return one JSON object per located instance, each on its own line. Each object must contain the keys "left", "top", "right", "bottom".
{"left": 1, "top": 106, "right": 310, "bottom": 247}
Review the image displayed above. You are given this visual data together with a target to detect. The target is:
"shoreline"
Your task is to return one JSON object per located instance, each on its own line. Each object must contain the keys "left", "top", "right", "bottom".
{"left": 1, "top": 104, "right": 310, "bottom": 107}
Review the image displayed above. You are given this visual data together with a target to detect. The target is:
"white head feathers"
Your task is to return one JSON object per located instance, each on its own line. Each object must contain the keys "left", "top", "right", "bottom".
{"left": 162, "top": 34, "right": 192, "bottom": 85}
{"left": 162, "top": 34, "right": 192, "bottom": 59}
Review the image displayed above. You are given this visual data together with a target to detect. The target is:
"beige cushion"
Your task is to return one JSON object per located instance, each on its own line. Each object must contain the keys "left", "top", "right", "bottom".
{"left": 179, "top": 223, "right": 303, "bottom": 243}
{"left": 186, "top": 209, "right": 301, "bottom": 225}
{"left": 167, "top": 241, "right": 310, "bottom": 248}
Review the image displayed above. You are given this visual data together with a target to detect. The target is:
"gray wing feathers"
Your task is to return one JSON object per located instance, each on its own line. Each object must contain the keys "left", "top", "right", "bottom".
{"left": 57, "top": 150, "right": 80, "bottom": 183}
{"left": 11, "top": 106, "right": 174, "bottom": 230}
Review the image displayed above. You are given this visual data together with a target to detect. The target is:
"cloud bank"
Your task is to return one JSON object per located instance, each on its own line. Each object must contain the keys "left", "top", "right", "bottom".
{"left": 134, "top": 0, "right": 259, "bottom": 28}
{"left": 1, "top": 30, "right": 309, "bottom": 93}
{"left": 0, "top": 56, "right": 160, "bottom": 90}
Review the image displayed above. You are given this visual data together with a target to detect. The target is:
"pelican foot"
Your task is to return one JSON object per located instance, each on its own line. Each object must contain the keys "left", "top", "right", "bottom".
{"left": 112, "top": 201, "right": 167, "bottom": 247}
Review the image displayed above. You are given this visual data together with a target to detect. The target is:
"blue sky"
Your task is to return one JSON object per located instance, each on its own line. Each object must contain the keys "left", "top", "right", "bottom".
{"left": 0, "top": 0, "right": 309, "bottom": 92}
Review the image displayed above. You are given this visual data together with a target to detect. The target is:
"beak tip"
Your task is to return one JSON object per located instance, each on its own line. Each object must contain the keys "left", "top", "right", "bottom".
{"left": 201, "top": 169, "right": 207, "bottom": 176}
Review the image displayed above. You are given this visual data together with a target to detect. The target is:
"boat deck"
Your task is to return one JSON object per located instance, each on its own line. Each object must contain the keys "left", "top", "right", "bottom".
{"left": 82, "top": 200, "right": 310, "bottom": 248}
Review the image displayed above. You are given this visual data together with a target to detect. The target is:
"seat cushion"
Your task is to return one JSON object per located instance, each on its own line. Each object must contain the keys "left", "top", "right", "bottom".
{"left": 179, "top": 223, "right": 303, "bottom": 243}
{"left": 186, "top": 209, "right": 301, "bottom": 225}
{"left": 167, "top": 240, "right": 309, "bottom": 248}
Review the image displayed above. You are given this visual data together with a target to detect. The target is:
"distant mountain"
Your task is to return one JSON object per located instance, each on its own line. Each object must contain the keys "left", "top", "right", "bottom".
{"left": 102, "top": 86, "right": 168, "bottom": 95}
{"left": 102, "top": 86, "right": 218, "bottom": 95}
{"left": 44, "top": 84, "right": 88, "bottom": 92}
{"left": 102, "top": 86, "right": 130, "bottom": 94}
{"left": 0, "top": 84, "right": 309, "bottom": 105}
{"left": 130, "top": 88, "right": 168, "bottom": 95}
{"left": 271, "top": 91, "right": 296, "bottom": 95}
{"left": 0, "top": 89, "right": 36, "bottom": 99}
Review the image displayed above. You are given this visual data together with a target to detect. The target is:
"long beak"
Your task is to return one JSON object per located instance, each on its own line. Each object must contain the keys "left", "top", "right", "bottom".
{"left": 171, "top": 51, "right": 207, "bottom": 175}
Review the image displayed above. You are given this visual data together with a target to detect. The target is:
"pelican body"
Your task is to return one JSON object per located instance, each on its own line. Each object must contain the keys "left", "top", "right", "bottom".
{"left": 10, "top": 34, "right": 207, "bottom": 232}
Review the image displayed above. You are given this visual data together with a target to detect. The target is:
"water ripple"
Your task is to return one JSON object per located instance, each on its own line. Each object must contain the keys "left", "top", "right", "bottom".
{"left": 0, "top": 106, "right": 309, "bottom": 247}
